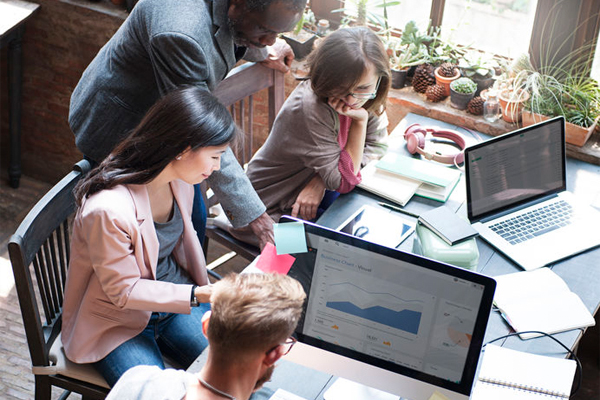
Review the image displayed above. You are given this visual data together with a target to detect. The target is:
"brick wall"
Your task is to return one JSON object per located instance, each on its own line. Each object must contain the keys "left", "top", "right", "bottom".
{"left": 1, "top": 0, "right": 125, "bottom": 183}
{"left": 0, "top": 0, "right": 299, "bottom": 184}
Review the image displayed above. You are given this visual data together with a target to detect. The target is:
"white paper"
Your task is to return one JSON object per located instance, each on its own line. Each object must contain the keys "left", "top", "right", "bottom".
{"left": 269, "top": 388, "right": 308, "bottom": 400}
{"left": 323, "top": 378, "right": 398, "bottom": 400}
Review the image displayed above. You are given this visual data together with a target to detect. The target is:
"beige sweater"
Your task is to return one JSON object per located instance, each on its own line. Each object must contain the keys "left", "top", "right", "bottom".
{"left": 246, "top": 80, "right": 388, "bottom": 221}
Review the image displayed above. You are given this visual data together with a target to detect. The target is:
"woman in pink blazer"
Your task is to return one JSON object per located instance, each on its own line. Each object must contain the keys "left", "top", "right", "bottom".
{"left": 61, "top": 87, "right": 237, "bottom": 386}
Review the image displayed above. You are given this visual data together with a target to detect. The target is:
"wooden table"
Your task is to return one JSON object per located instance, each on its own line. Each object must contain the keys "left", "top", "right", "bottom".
{"left": 317, "top": 113, "right": 600, "bottom": 359}
{"left": 1, "top": 0, "right": 40, "bottom": 188}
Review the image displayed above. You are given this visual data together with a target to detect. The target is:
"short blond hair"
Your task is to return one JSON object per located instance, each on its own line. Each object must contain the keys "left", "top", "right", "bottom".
{"left": 207, "top": 273, "right": 306, "bottom": 357}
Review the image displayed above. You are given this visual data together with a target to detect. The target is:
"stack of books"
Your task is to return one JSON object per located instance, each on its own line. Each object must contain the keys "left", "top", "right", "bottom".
{"left": 358, "top": 153, "right": 462, "bottom": 205}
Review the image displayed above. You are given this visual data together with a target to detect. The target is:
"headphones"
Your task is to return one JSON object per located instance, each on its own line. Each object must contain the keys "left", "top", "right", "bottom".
{"left": 403, "top": 123, "right": 467, "bottom": 165}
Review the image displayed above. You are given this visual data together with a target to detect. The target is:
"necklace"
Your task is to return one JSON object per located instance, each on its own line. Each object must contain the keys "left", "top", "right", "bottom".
{"left": 197, "top": 376, "right": 237, "bottom": 400}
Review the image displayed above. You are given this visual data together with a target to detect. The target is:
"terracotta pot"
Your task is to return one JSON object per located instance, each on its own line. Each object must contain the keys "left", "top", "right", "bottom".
{"left": 499, "top": 89, "right": 530, "bottom": 123}
{"left": 522, "top": 111, "right": 599, "bottom": 147}
{"left": 434, "top": 67, "right": 460, "bottom": 97}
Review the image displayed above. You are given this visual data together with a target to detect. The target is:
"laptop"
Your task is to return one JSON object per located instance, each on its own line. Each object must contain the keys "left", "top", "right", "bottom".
{"left": 465, "top": 116, "right": 600, "bottom": 271}
{"left": 280, "top": 216, "right": 496, "bottom": 400}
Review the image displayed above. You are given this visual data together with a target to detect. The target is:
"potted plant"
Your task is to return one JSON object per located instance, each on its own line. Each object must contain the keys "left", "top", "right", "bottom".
{"left": 388, "top": 38, "right": 429, "bottom": 89}
{"left": 458, "top": 50, "right": 499, "bottom": 96}
{"left": 434, "top": 63, "right": 460, "bottom": 97}
{"left": 281, "top": 8, "right": 318, "bottom": 60}
{"left": 450, "top": 77, "right": 477, "bottom": 110}
{"left": 520, "top": 71, "right": 600, "bottom": 146}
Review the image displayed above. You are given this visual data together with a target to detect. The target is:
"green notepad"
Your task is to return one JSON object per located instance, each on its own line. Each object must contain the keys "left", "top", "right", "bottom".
{"left": 376, "top": 153, "right": 461, "bottom": 188}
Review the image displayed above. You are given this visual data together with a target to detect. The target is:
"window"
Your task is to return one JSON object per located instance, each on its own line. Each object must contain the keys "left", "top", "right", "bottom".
{"left": 592, "top": 31, "right": 600, "bottom": 82}
{"left": 316, "top": 0, "right": 599, "bottom": 74}
{"left": 439, "top": 0, "right": 538, "bottom": 58}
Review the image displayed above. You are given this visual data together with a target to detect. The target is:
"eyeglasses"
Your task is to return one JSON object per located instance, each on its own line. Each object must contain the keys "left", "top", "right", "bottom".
{"left": 270, "top": 336, "right": 297, "bottom": 355}
{"left": 348, "top": 76, "right": 382, "bottom": 100}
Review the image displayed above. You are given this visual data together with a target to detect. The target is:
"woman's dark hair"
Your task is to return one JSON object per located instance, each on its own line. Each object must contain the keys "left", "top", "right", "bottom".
{"left": 307, "top": 27, "right": 391, "bottom": 115}
{"left": 75, "top": 86, "right": 237, "bottom": 206}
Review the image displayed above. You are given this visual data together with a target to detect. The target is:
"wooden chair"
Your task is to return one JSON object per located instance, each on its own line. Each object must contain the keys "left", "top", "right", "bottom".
{"left": 205, "top": 62, "right": 286, "bottom": 262}
{"left": 8, "top": 160, "right": 110, "bottom": 400}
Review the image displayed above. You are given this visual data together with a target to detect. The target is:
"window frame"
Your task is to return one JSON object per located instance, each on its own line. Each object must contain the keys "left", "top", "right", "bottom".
{"left": 313, "top": 0, "right": 600, "bottom": 74}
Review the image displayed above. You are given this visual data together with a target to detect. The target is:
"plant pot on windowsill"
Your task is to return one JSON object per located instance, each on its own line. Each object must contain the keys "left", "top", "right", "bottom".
{"left": 499, "top": 89, "right": 530, "bottom": 123}
{"left": 281, "top": 30, "right": 318, "bottom": 61}
{"left": 522, "top": 111, "right": 599, "bottom": 147}
{"left": 434, "top": 67, "right": 461, "bottom": 97}
{"left": 449, "top": 77, "right": 477, "bottom": 110}
{"left": 391, "top": 68, "right": 409, "bottom": 89}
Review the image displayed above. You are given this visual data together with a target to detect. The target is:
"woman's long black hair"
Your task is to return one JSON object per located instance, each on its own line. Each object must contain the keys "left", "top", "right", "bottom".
{"left": 74, "top": 86, "right": 237, "bottom": 206}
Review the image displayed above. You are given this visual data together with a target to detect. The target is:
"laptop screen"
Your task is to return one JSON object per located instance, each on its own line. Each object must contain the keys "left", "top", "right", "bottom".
{"left": 281, "top": 217, "right": 496, "bottom": 397}
{"left": 465, "top": 116, "right": 566, "bottom": 222}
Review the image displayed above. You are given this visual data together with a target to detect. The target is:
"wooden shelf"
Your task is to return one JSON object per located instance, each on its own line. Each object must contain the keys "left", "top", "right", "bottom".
{"left": 387, "top": 87, "right": 600, "bottom": 166}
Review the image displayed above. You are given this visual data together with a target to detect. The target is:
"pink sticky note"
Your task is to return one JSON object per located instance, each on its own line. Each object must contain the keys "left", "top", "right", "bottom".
{"left": 256, "top": 242, "right": 296, "bottom": 274}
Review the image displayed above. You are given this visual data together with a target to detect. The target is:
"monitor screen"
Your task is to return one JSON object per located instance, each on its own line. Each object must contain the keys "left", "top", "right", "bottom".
{"left": 281, "top": 216, "right": 496, "bottom": 399}
{"left": 465, "top": 116, "right": 566, "bottom": 222}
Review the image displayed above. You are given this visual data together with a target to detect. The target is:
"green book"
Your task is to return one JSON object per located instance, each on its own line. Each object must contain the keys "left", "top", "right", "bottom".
{"left": 376, "top": 153, "right": 461, "bottom": 188}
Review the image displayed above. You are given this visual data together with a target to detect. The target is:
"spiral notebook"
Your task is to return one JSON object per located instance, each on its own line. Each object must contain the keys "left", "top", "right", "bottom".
{"left": 470, "top": 345, "right": 576, "bottom": 399}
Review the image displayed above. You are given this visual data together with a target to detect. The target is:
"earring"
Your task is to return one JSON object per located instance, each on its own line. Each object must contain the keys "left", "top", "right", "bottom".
{"left": 176, "top": 155, "right": 182, "bottom": 160}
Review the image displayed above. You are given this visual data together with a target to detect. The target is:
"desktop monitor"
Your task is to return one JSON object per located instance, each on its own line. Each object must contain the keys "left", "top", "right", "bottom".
{"left": 280, "top": 216, "right": 496, "bottom": 400}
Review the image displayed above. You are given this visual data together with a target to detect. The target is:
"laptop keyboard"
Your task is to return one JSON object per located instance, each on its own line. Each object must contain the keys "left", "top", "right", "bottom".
{"left": 489, "top": 200, "right": 573, "bottom": 245}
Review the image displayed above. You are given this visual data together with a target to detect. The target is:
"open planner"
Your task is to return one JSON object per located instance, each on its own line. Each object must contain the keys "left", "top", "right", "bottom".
{"left": 470, "top": 345, "right": 576, "bottom": 399}
{"left": 493, "top": 268, "right": 594, "bottom": 339}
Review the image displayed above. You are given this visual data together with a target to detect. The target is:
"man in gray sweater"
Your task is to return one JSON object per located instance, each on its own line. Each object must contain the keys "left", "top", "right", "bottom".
{"left": 69, "top": 0, "right": 306, "bottom": 248}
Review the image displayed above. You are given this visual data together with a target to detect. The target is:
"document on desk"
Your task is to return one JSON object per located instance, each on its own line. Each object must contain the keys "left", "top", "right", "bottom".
{"left": 470, "top": 345, "right": 576, "bottom": 399}
{"left": 323, "top": 378, "right": 398, "bottom": 400}
{"left": 493, "top": 268, "right": 595, "bottom": 339}
{"left": 269, "top": 389, "right": 307, "bottom": 400}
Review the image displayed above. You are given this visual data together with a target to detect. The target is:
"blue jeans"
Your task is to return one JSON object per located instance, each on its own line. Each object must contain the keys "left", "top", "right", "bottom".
{"left": 316, "top": 190, "right": 340, "bottom": 220}
{"left": 95, "top": 303, "right": 210, "bottom": 387}
{"left": 192, "top": 183, "right": 207, "bottom": 245}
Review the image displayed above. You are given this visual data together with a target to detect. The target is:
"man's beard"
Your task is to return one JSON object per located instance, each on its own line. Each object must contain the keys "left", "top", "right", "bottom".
{"left": 254, "top": 364, "right": 275, "bottom": 391}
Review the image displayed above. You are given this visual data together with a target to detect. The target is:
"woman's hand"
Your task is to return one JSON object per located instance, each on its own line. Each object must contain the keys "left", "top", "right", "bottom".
{"left": 291, "top": 175, "right": 326, "bottom": 221}
{"left": 328, "top": 97, "right": 368, "bottom": 123}
{"left": 194, "top": 284, "right": 213, "bottom": 304}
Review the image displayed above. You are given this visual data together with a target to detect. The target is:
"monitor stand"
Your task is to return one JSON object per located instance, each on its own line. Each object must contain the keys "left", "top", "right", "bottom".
{"left": 324, "top": 378, "right": 399, "bottom": 400}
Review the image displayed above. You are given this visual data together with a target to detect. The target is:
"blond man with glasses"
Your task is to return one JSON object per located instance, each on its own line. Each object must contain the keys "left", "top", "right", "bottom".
{"left": 106, "top": 273, "right": 306, "bottom": 400}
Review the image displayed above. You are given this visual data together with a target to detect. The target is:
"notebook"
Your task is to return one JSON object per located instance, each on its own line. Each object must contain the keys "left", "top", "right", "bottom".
{"left": 358, "top": 160, "right": 420, "bottom": 206}
{"left": 492, "top": 268, "right": 595, "bottom": 339}
{"left": 464, "top": 116, "right": 600, "bottom": 270}
{"left": 470, "top": 344, "right": 576, "bottom": 399}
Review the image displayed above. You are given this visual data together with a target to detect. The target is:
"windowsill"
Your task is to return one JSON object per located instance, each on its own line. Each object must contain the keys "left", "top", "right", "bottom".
{"left": 388, "top": 87, "right": 600, "bottom": 166}
{"left": 60, "top": 0, "right": 128, "bottom": 20}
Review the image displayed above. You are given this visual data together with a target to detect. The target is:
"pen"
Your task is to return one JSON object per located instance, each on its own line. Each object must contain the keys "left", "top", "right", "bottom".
{"left": 377, "top": 202, "right": 420, "bottom": 218}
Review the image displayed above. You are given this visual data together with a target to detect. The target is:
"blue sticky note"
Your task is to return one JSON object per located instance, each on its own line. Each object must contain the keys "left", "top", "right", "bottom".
{"left": 274, "top": 222, "right": 308, "bottom": 255}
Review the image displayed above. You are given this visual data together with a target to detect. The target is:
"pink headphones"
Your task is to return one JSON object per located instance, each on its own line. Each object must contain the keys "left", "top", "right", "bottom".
{"left": 403, "top": 123, "right": 467, "bottom": 165}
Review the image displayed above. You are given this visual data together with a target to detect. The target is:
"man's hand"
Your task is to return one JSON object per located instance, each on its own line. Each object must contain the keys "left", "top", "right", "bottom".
{"left": 248, "top": 212, "right": 276, "bottom": 250}
{"left": 260, "top": 38, "right": 294, "bottom": 73}
{"left": 291, "top": 175, "right": 326, "bottom": 221}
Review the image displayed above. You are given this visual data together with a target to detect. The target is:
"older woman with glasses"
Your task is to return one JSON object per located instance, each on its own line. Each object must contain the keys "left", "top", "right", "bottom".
{"left": 237, "top": 27, "right": 390, "bottom": 239}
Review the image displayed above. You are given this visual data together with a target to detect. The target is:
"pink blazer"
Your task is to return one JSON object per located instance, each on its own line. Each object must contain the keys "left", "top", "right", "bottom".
{"left": 61, "top": 180, "right": 208, "bottom": 363}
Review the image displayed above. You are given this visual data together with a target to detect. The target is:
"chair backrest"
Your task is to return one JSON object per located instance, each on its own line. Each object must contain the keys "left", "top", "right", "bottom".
{"left": 213, "top": 61, "right": 286, "bottom": 166}
{"left": 201, "top": 62, "right": 286, "bottom": 260}
{"left": 8, "top": 160, "right": 91, "bottom": 368}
